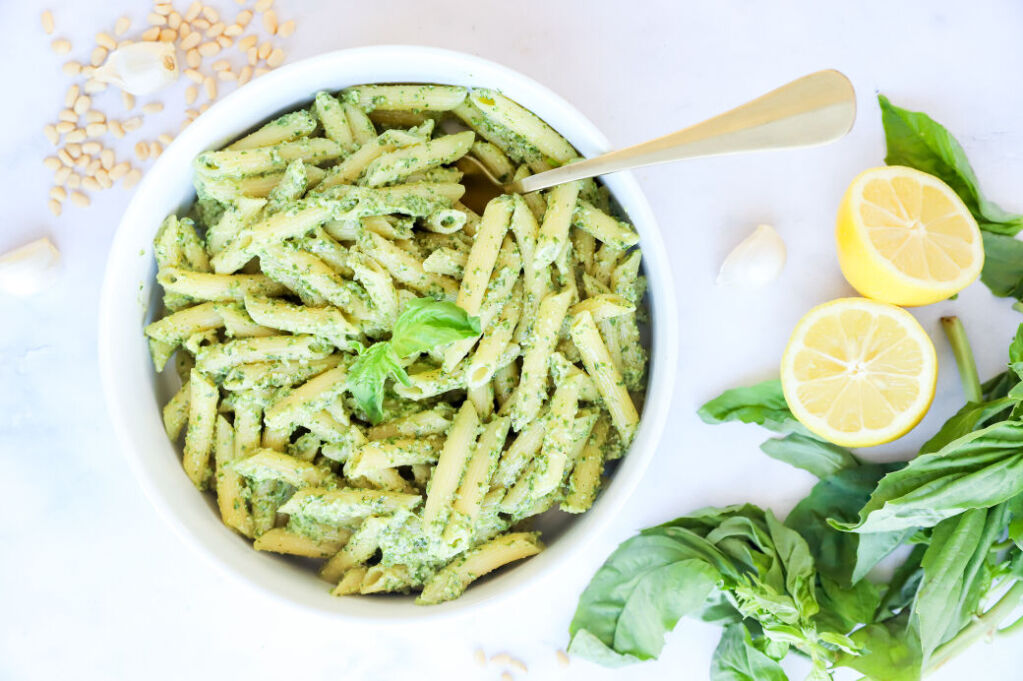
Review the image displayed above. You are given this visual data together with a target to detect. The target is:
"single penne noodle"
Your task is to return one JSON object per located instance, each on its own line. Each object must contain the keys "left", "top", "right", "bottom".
{"left": 361, "top": 131, "right": 474, "bottom": 187}
{"left": 569, "top": 293, "right": 635, "bottom": 323}
{"left": 469, "top": 89, "right": 577, "bottom": 164}
{"left": 456, "top": 194, "right": 514, "bottom": 317}
{"left": 266, "top": 159, "right": 310, "bottom": 214}
{"left": 253, "top": 527, "right": 348, "bottom": 558}
{"left": 393, "top": 364, "right": 466, "bottom": 400}
{"left": 406, "top": 166, "right": 464, "bottom": 184}
{"left": 162, "top": 379, "right": 190, "bottom": 441}
{"left": 264, "top": 365, "right": 350, "bottom": 430}
{"left": 367, "top": 404, "right": 454, "bottom": 440}
{"left": 233, "top": 398, "right": 263, "bottom": 460}
{"left": 343, "top": 101, "right": 378, "bottom": 146}
{"left": 573, "top": 200, "right": 641, "bottom": 250}
{"left": 468, "top": 382, "right": 495, "bottom": 420}
{"left": 422, "top": 247, "right": 467, "bottom": 277}
{"left": 591, "top": 242, "right": 621, "bottom": 286}
{"left": 470, "top": 140, "right": 515, "bottom": 182}
{"left": 214, "top": 414, "right": 254, "bottom": 536}
{"left": 222, "top": 355, "right": 342, "bottom": 392}
{"left": 529, "top": 381, "right": 581, "bottom": 498}
{"left": 183, "top": 369, "right": 219, "bottom": 489}
{"left": 196, "top": 334, "right": 332, "bottom": 374}
{"left": 144, "top": 301, "right": 223, "bottom": 346}
{"left": 445, "top": 416, "right": 511, "bottom": 545}
{"left": 422, "top": 402, "right": 479, "bottom": 529}
{"left": 423, "top": 208, "right": 468, "bottom": 234}
{"left": 492, "top": 360, "right": 519, "bottom": 408}
{"left": 348, "top": 250, "right": 398, "bottom": 326}
{"left": 298, "top": 228, "right": 352, "bottom": 273}
{"left": 493, "top": 415, "right": 546, "bottom": 488}
{"left": 331, "top": 566, "right": 369, "bottom": 596}
{"left": 534, "top": 181, "right": 582, "bottom": 268}
{"left": 226, "top": 110, "right": 317, "bottom": 151}
{"left": 346, "top": 437, "right": 444, "bottom": 477}
{"left": 510, "top": 289, "right": 573, "bottom": 430}
{"left": 244, "top": 295, "right": 357, "bottom": 349}
{"left": 344, "top": 84, "right": 468, "bottom": 112}
{"left": 208, "top": 198, "right": 267, "bottom": 256}
{"left": 279, "top": 487, "right": 421, "bottom": 526}
{"left": 369, "top": 109, "right": 430, "bottom": 129}
{"left": 198, "top": 166, "right": 325, "bottom": 203}
{"left": 300, "top": 410, "right": 366, "bottom": 454}
{"left": 360, "top": 564, "right": 417, "bottom": 594}
{"left": 549, "top": 353, "right": 601, "bottom": 403}
{"left": 215, "top": 302, "right": 276, "bottom": 338}
{"left": 561, "top": 416, "right": 610, "bottom": 513}
{"left": 417, "top": 532, "right": 542, "bottom": 604}
{"left": 198, "top": 137, "right": 343, "bottom": 178}
{"left": 231, "top": 448, "right": 328, "bottom": 487}
{"left": 314, "top": 125, "right": 433, "bottom": 190}
{"left": 450, "top": 99, "right": 546, "bottom": 170}
{"left": 466, "top": 284, "right": 522, "bottom": 388}
{"left": 313, "top": 91, "right": 355, "bottom": 152}
{"left": 320, "top": 514, "right": 394, "bottom": 583}
{"left": 571, "top": 311, "right": 639, "bottom": 442}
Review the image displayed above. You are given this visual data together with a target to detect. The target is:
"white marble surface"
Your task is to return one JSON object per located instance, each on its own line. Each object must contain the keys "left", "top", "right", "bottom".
{"left": 3, "top": 1, "right": 1023, "bottom": 679}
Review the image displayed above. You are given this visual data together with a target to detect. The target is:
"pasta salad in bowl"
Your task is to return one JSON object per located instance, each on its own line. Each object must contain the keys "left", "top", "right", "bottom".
{"left": 100, "top": 46, "right": 677, "bottom": 618}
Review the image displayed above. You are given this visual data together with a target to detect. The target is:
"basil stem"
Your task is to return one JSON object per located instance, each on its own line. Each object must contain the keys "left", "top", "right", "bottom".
{"left": 941, "top": 316, "right": 983, "bottom": 403}
{"left": 926, "top": 580, "right": 1023, "bottom": 672}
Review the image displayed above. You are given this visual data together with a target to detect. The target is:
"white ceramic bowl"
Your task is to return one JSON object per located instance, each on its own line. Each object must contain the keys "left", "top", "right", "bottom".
{"left": 98, "top": 45, "right": 678, "bottom": 621}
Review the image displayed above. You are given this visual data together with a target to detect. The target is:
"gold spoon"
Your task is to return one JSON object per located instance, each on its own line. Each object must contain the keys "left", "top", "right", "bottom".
{"left": 459, "top": 69, "right": 856, "bottom": 206}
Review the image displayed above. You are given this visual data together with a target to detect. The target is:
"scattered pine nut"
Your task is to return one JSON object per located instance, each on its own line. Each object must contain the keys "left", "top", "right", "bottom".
{"left": 159, "top": 28, "right": 177, "bottom": 42}
{"left": 473, "top": 649, "right": 486, "bottom": 666}
{"left": 73, "top": 95, "right": 91, "bottom": 115}
{"left": 100, "top": 149, "right": 115, "bottom": 169}
{"left": 70, "top": 191, "right": 90, "bottom": 207}
{"left": 149, "top": 141, "right": 162, "bottom": 158}
{"left": 58, "top": 109, "right": 78, "bottom": 123}
{"left": 85, "top": 159, "right": 101, "bottom": 175}
{"left": 212, "top": 59, "right": 230, "bottom": 71}
{"left": 491, "top": 654, "right": 512, "bottom": 666}
{"left": 500, "top": 673, "right": 512, "bottom": 681}
{"left": 154, "top": 3, "right": 173, "bottom": 16}
{"left": 65, "top": 129, "right": 86, "bottom": 143}
{"left": 83, "top": 79, "right": 107, "bottom": 94}
{"left": 123, "top": 168, "right": 143, "bottom": 188}
{"left": 238, "top": 34, "right": 257, "bottom": 50}
{"left": 204, "top": 76, "right": 217, "bottom": 100}
{"left": 65, "top": 143, "right": 82, "bottom": 158}
{"left": 224, "top": 23, "right": 243, "bottom": 37}
{"left": 509, "top": 659, "right": 527, "bottom": 673}
{"left": 203, "top": 6, "right": 220, "bottom": 22}
{"left": 41, "top": 10, "right": 55, "bottom": 34}
{"left": 115, "top": 16, "right": 131, "bottom": 35}
{"left": 122, "top": 91, "right": 135, "bottom": 111}
{"left": 66, "top": 173, "right": 81, "bottom": 189}
{"left": 185, "top": 85, "right": 198, "bottom": 105}
{"left": 86, "top": 122, "right": 107, "bottom": 137}
{"left": 44, "top": 125, "right": 60, "bottom": 145}
{"left": 180, "top": 31, "right": 201, "bottom": 50}
{"left": 85, "top": 111, "right": 105, "bottom": 124}
{"left": 123, "top": 116, "right": 143, "bottom": 131}
{"left": 62, "top": 61, "right": 82, "bottom": 76}
{"left": 185, "top": 1, "right": 202, "bottom": 22}
{"left": 49, "top": 199, "right": 63, "bottom": 217}
{"left": 237, "top": 65, "right": 253, "bottom": 85}
{"left": 143, "top": 102, "right": 164, "bottom": 114}
{"left": 141, "top": 26, "right": 161, "bottom": 41}
{"left": 51, "top": 39, "right": 72, "bottom": 55}
{"left": 74, "top": 154, "right": 90, "bottom": 168}
{"left": 82, "top": 141, "right": 102, "bottom": 155}
{"left": 236, "top": 10, "right": 253, "bottom": 27}
{"left": 135, "top": 141, "right": 150, "bottom": 161}
{"left": 206, "top": 21, "right": 225, "bottom": 37}
{"left": 96, "top": 170, "right": 113, "bottom": 189}
{"left": 257, "top": 41, "right": 271, "bottom": 60}
{"left": 55, "top": 121, "right": 75, "bottom": 134}
{"left": 185, "top": 68, "right": 204, "bottom": 83}
{"left": 263, "top": 10, "right": 278, "bottom": 34}
{"left": 44, "top": 157, "right": 62, "bottom": 171}
{"left": 168, "top": 12, "right": 182, "bottom": 29}
{"left": 198, "top": 102, "right": 210, "bottom": 113}
{"left": 277, "top": 20, "right": 295, "bottom": 38}
{"left": 216, "top": 35, "right": 233, "bottom": 48}
{"left": 55, "top": 166, "right": 72, "bottom": 185}
{"left": 158, "top": 133, "right": 173, "bottom": 145}
{"left": 109, "top": 120, "right": 125, "bottom": 138}
{"left": 96, "top": 32, "right": 116, "bottom": 50}
{"left": 254, "top": 0, "right": 274, "bottom": 12}
{"left": 198, "top": 41, "right": 220, "bottom": 57}
{"left": 110, "top": 163, "right": 130, "bottom": 180}
{"left": 217, "top": 69, "right": 236, "bottom": 81}
{"left": 50, "top": 186, "right": 67, "bottom": 201}
{"left": 186, "top": 48, "right": 201, "bottom": 68}
{"left": 147, "top": 12, "right": 167, "bottom": 26}
{"left": 64, "top": 85, "right": 80, "bottom": 108}
{"left": 266, "top": 48, "right": 285, "bottom": 68}
{"left": 193, "top": 18, "right": 211, "bottom": 30}
{"left": 254, "top": 66, "right": 269, "bottom": 77}
{"left": 90, "top": 46, "right": 108, "bottom": 66}
{"left": 556, "top": 650, "right": 570, "bottom": 667}
{"left": 82, "top": 176, "right": 101, "bottom": 192}
{"left": 246, "top": 46, "right": 257, "bottom": 65}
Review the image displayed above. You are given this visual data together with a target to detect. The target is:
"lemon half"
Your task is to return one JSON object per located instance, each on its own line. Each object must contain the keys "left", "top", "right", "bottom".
{"left": 780, "top": 297, "right": 937, "bottom": 447}
{"left": 836, "top": 166, "right": 983, "bottom": 306}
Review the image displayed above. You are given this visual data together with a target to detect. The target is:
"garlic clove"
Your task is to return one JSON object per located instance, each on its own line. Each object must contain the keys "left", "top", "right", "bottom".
{"left": 93, "top": 42, "right": 179, "bottom": 96}
{"left": 0, "top": 237, "right": 61, "bottom": 297}
{"left": 716, "top": 224, "right": 786, "bottom": 289}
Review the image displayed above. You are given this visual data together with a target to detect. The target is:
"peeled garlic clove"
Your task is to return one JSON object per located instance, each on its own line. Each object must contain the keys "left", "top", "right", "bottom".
{"left": 93, "top": 42, "right": 179, "bottom": 96}
{"left": 716, "top": 224, "right": 786, "bottom": 289}
{"left": 0, "top": 237, "right": 61, "bottom": 297}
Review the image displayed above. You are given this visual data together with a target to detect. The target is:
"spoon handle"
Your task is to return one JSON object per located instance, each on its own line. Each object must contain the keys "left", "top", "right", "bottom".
{"left": 513, "top": 69, "right": 856, "bottom": 194}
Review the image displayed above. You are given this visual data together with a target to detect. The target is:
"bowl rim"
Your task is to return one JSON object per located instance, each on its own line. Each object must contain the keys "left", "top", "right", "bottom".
{"left": 98, "top": 44, "right": 678, "bottom": 623}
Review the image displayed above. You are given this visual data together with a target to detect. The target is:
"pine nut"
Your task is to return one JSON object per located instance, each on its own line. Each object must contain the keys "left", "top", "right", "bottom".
{"left": 123, "top": 169, "right": 143, "bottom": 188}
{"left": 206, "top": 21, "right": 225, "bottom": 37}
{"left": 44, "top": 125, "right": 60, "bottom": 145}
{"left": 186, "top": 48, "right": 201, "bottom": 68}
{"left": 147, "top": 12, "right": 167, "bottom": 26}
{"left": 51, "top": 38, "right": 72, "bottom": 54}
{"left": 237, "top": 65, "right": 253, "bottom": 85}
{"left": 73, "top": 95, "right": 91, "bottom": 115}
{"left": 65, "top": 129, "right": 86, "bottom": 143}
{"left": 263, "top": 10, "right": 278, "bottom": 34}
{"left": 74, "top": 154, "right": 90, "bottom": 169}
{"left": 81, "top": 65, "right": 95, "bottom": 77}
{"left": 254, "top": 0, "right": 274, "bottom": 12}
{"left": 236, "top": 10, "right": 253, "bottom": 27}
{"left": 556, "top": 650, "right": 570, "bottom": 667}
{"left": 198, "top": 41, "right": 220, "bottom": 57}
{"left": 55, "top": 167, "right": 72, "bottom": 185}
{"left": 90, "top": 46, "right": 107, "bottom": 66}
{"left": 44, "top": 157, "right": 62, "bottom": 171}
{"left": 185, "top": 1, "right": 202, "bottom": 21}
{"left": 238, "top": 34, "right": 257, "bottom": 50}
{"left": 254, "top": 67, "right": 269, "bottom": 77}
{"left": 246, "top": 46, "right": 257, "bottom": 65}
{"left": 66, "top": 173, "right": 81, "bottom": 189}
{"left": 199, "top": 102, "right": 210, "bottom": 113}
{"left": 277, "top": 20, "right": 295, "bottom": 38}
{"left": 85, "top": 159, "right": 100, "bottom": 176}
{"left": 509, "top": 659, "right": 527, "bottom": 673}
{"left": 123, "top": 116, "right": 143, "bottom": 131}
{"left": 158, "top": 133, "right": 173, "bottom": 145}
{"left": 109, "top": 120, "right": 125, "bottom": 138}
{"left": 56, "top": 121, "right": 75, "bottom": 134}
{"left": 490, "top": 654, "right": 511, "bottom": 666}
{"left": 110, "top": 163, "right": 130, "bottom": 180}
{"left": 83, "top": 79, "right": 107, "bottom": 94}
{"left": 59, "top": 109, "right": 78, "bottom": 123}
{"left": 50, "top": 186, "right": 67, "bottom": 201}
{"left": 154, "top": 3, "right": 173, "bottom": 16}
{"left": 70, "top": 191, "right": 90, "bottom": 207}
{"left": 101, "top": 149, "right": 115, "bottom": 169}
{"left": 180, "top": 31, "right": 201, "bottom": 49}
{"left": 185, "top": 85, "right": 198, "bottom": 105}
{"left": 41, "top": 10, "right": 55, "bottom": 34}
{"left": 149, "top": 141, "right": 162, "bottom": 158}
{"left": 257, "top": 41, "right": 271, "bottom": 60}
{"left": 115, "top": 16, "right": 131, "bottom": 35}
{"left": 62, "top": 61, "right": 82, "bottom": 76}
{"left": 266, "top": 48, "right": 284, "bottom": 68}
{"left": 193, "top": 18, "right": 210, "bottom": 30}
{"left": 142, "top": 26, "right": 160, "bottom": 41}
{"left": 85, "top": 111, "right": 105, "bottom": 123}
{"left": 159, "top": 28, "right": 176, "bottom": 42}
{"left": 122, "top": 91, "right": 135, "bottom": 110}
{"left": 217, "top": 69, "right": 236, "bottom": 81}
{"left": 204, "top": 76, "right": 217, "bottom": 99}
{"left": 96, "top": 32, "right": 116, "bottom": 50}
{"left": 65, "top": 143, "right": 82, "bottom": 158}
{"left": 168, "top": 12, "right": 181, "bottom": 29}
{"left": 185, "top": 68, "right": 204, "bottom": 83}
{"left": 212, "top": 59, "right": 230, "bottom": 71}
{"left": 86, "top": 122, "right": 107, "bottom": 137}
{"left": 82, "top": 141, "right": 101, "bottom": 155}
{"left": 224, "top": 24, "right": 243, "bottom": 37}
{"left": 216, "top": 35, "right": 232, "bottom": 48}
{"left": 499, "top": 673, "right": 512, "bottom": 681}
{"left": 49, "top": 199, "right": 63, "bottom": 217}
{"left": 65, "top": 84, "right": 80, "bottom": 108}
{"left": 82, "top": 176, "right": 101, "bottom": 192}
{"left": 135, "top": 141, "right": 150, "bottom": 161}
{"left": 473, "top": 649, "right": 486, "bottom": 666}
{"left": 143, "top": 102, "right": 164, "bottom": 114}
{"left": 96, "top": 170, "right": 113, "bottom": 189}
{"left": 202, "top": 6, "right": 220, "bottom": 22}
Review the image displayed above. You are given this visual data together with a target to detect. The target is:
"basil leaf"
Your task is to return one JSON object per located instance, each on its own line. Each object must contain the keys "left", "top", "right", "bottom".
{"left": 879, "top": 95, "right": 1023, "bottom": 235}
{"left": 698, "top": 379, "right": 809, "bottom": 435}
{"left": 786, "top": 463, "right": 908, "bottom": 585}
{"left": 710, "top": 624, "right": 789, "bottom": 681}
{"left": 980, "top": 231, "right": 1023, "bottom": 298}
{"left": 833, "top": 420, "right": 1023, "bottom": 533}
{"left": 982, "top": 370, "right": 1019, "bottom": 401}
{"left": 765, "top": 511, "right": 818, "bottom": 619}
{"left": 876, "top": 544, "right": 927, "bottom": 620}
{"left": 920, "top": 397, "right": 1017, "bottom": 454}
{"left": 346, "top": 342, "right": 408, "bottom": 424}
{"left": 389, "top": 297, "right": 481, "bottom": 357}
{"left": 760, "top": 433, "right": 859, "bottom": 479}
{"left": 911, "top": 503, "right": 1007, "bottom": 658}
{"left": 816, "top": 574, "right": 881, "bottom": 634}
{"left": 837, "top": 611, "right": 923, "bottom": 681}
